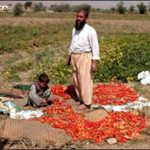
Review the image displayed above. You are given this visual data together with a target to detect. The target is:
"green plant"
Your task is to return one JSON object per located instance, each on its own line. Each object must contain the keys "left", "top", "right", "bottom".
{"left": 133, "top": 82, "right": 146, "bottom": 95}
{"left": 33, "top": 2, "right": 45, "bottom": 12}
{"left": 49, "top": 4, "right": 71, "bottom": 12}
{"left": 116, "top": 2, "right": 127, "bottom": 14}
{"left": 13, "top": 3, "right": 24, "bottom": 16}
{"left": 137, "top": 3, "right": 147, "bottom": 14}
{"left": 129, "top": 5, "right": 135, "bottom": 14}
{"left": 1, "top": 67, "right": 21, "bottom": 81}
{"left": 71, "top": 4, "right": 91, "bottom": 12}
{"left": 24, "top": 1, "right": 32, "bottom": 9}
{"left": 94, "top": 33, "right": 150, "bottom": 83}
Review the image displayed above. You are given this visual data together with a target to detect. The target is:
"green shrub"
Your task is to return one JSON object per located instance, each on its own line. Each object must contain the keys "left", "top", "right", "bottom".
{"left": 94, "top": 33, "right": 150, "bottom": 83}
{"left": 30, "top": 33, "right": 150, "bottom": 84}
{"left": 30, "top": 56, "right": 72, "bottom": 84}
{"left": 33, "top": 2, "right": 46, "bottom": 12}
{"left": 24, "top": 1, "right": 32, "bottom": 9}
{"left": 13, "top": 3, "right": 24, "bottom": 16}
{"left": 137, "top": 3, "right": 147, "bottom": 14}
{"left": 0, "top": 23, "right": 72, "bottom": 54}
{"left": 49, "top": 4, "right": 71, "bottom": 12}
{"left": 116, "top": 2, "right": 127, "bottom": 14}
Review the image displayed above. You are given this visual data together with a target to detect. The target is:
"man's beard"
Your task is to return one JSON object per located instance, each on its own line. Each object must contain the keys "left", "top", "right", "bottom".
{"left": 75, "top": 20, "right": 86, "bottom": 30}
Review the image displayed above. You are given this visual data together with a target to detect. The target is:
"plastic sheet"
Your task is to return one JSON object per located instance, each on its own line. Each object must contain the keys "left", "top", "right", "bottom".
{"left": 92, "top": 96, "right": 150, "bottom": 112}
{"left": 0, "top": 101, "right": 43, "bottom": 119}
{"left": 138, "top": 71, "right": 150, "bottom": 85}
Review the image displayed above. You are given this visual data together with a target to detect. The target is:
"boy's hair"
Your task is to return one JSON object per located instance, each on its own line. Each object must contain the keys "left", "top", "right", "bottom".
{"left": 38, "top": 73, "right": 49, "bottom": 83}
{"left": 77, "top": 9, "right": 89, "bottom": 18}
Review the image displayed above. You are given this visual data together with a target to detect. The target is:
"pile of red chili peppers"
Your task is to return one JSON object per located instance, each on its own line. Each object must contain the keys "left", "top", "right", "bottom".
{"left": 92, "top": 83, "right": 138, "bottom": 105}
{"left": 37, "top": 98, "right": 146, "bottom": 143}
{"left": 51, "top": 83, "right": 138, "bottom": 105}
{"left": 35, "top": 83, "right": 146, "bottom": 143}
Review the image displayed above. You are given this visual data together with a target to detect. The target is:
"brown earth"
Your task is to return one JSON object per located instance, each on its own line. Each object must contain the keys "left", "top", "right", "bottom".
{"left": 0, "top": 79, "right": 150, "bottom": 149}
{"left": 1, "top": 17, "right": 150, "bottom": 149}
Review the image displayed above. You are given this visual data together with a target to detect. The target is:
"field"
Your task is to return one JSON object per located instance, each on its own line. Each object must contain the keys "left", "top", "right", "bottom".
{"left": 0, "top": 12, "right": 150, "bottom": 149}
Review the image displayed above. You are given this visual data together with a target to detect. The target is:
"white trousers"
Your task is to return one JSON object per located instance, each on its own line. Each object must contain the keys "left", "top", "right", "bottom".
{"left": 71, "top": 52, "right": 93, "bottom": 105}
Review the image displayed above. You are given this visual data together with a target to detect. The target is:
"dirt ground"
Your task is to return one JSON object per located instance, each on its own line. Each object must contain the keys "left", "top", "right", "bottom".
{"left": 1, "top": 17, "right": 150, "bottom": 149}
{"left": 0, "top": 78, "right": 150, "bottom": 149}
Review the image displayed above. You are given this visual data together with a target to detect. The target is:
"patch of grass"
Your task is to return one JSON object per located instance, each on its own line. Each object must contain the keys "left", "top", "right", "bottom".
{"left": 139, "top": 107, "right": 150, "bottom": 119}
{"left": 133, "top": 82, "right": 147, "bottom": 95}
{"left": 4, "top": 55, "right": 23, "bottom": 65}
{"left": 1, "top": 13, "right": 150, "bottom": 83}
{"left": 144, "top": 124, "right": 150, "bottom": 136}
{"left": 0, "top": 67, "right": 21, "bottom": 81}
{"left": 130, "top": 138, "right": 141, "bottom": 144}
{"left": 13, "top": 61, "right": 33, "bottom": 72}
{"left": 1, "top": 60, "right": 33, "bottom": 81}
{"left": 0, "top": 23, "right": 72, "bottom": 54}
{"left": 1, "top": 12, "right": 150, "bottom": 21}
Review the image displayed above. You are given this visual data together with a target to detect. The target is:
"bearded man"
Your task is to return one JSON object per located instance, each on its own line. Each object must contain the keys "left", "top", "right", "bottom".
{"left": 67, "top": 9, "right": 100, "bottom": 110}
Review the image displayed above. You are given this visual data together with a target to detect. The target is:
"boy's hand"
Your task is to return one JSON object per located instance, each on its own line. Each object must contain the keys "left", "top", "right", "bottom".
{"left": 46, "top": 97, "right": 51, "bottom": 102}
{"left": 42, "top": 98, "right": 47, "bottom": 104}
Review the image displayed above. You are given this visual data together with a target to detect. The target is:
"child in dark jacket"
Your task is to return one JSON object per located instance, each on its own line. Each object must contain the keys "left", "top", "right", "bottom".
{"left": 26, "top": 73, "right": 53, "bottom": 107}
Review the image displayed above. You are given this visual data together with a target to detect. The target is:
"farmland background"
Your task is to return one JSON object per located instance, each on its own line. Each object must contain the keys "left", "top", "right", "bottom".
{"left": 0, "top": 12, "right": 150, "bottom": 84}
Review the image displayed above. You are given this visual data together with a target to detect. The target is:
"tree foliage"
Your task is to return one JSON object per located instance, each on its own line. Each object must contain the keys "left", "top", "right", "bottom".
{"left": 116, "top": 2, "right": 127, "bottom": 14}
{"left": 50, "top": 4, "right": 71, "bottom": 12}
{"left": 137, "top": 3, "right": 147, "bottom": 14}
{"left": 49, "top": 3, "right": 91, "bottom": 13}
{"left": 71, "top": 4, "right": 91, "bottom": 12}
{"left": 33, "top": 2, "right": 45, "bottom": 12}
{"left": 13, "top": 3, "right": 24, "bottom": 16}
{"left": 129, "top": 6, "right": 135, "bottom": 13}
{"left": 24, "top": 1, "right": 32, "bottom": 9}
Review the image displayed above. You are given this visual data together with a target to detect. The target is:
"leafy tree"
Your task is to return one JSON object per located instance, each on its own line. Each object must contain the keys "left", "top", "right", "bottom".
{"left": 148, "top": 2, "right": 150, "bottom": 12}
{"left": 13, "top": 3, "right": 24, "bottom": 16}
{"left": 137, "top": 2, "right": 147, "bottom": 14}
{"left": 129, "top": 5, "right": 135, "bottom": 13}
{"left": 24, "top": 1, "right": 32, "bottom": 9}
{"left": 111, "top": 7, "right": 116, "bottom": 13}
{"left": 71, "top": 4, "right": 91, "bottom": 12}
{"left": 111, "top": 7, "right": 116, "bottom": 11}
{"left": 49, "top": 4, "right": 71, "bottom": 12}
{"left": 34, "top": 2, "right": 45, "bottom": 12}
{"left": 95, "top": 8, "right": 101, "bottom": 12}
{"left": 116, "top": 2, "right": 126, "bottom": 14}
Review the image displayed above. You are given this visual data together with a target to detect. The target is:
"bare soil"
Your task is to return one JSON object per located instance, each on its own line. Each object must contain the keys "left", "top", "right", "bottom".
{"left": 1, "top": 17, "right": 150, "bottom": 149}
{"left": 0, "top": 78, "right": 150, "bottom": 149}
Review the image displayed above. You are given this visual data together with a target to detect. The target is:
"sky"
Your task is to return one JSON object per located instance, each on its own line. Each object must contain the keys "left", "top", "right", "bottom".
{"left": 0, "top": 1, "right": 150, "bottom": 9}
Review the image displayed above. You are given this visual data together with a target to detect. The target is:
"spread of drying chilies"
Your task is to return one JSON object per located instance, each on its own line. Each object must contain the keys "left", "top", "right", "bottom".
{"left": 51, "top": 83, "right": 138, "bottom": 105}
{"left": 36, "top": 98, "right": 146, "bottom": 143}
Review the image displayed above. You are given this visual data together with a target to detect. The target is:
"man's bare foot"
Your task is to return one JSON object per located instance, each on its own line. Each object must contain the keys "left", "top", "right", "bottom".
{"left": 76, "top": 101, "right": 81, "bottom": 105}
{"left": 77, "top": 104, "right": 91, "bottom": 110}
{"left": 75, "top": 101, "right": 83, "bottom": 105}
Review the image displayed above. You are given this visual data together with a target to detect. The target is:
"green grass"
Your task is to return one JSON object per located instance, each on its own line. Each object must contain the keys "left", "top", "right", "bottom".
{"left": 0, "top": 13, "right": 150, "bottom": 84}
{"left": 0, "top": 22, "right": 73, "bottom": 54}
{"left": 1, "top": 12, "right": 150, "bottom": 21}
{"left": 133, "top": 82, "right": 147, "bottom": 95}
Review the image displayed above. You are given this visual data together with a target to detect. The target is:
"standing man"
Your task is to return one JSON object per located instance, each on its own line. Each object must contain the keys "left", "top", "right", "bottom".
{"left": 67, "top": 9, "right": 100, "bottom": 110}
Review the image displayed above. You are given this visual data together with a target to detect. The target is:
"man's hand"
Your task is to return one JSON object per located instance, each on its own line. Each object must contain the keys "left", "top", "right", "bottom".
{"left": 91, "top": 60, "right": 97, "bottom": 72}
{"left": 66, "top": 55, "right": 71, "bottom": 66}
